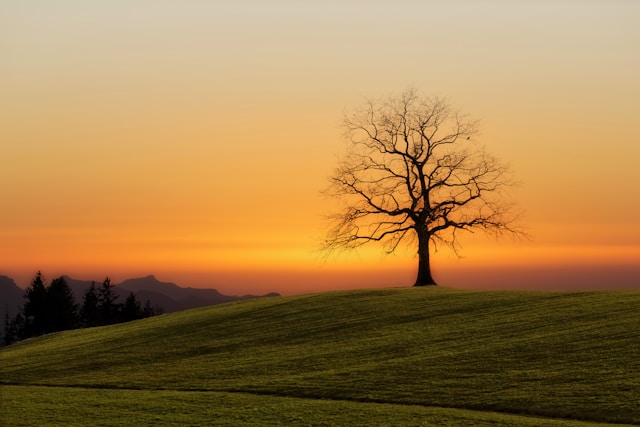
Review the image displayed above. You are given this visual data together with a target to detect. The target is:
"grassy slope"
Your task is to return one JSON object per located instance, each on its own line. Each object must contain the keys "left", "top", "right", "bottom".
{"left": 1, "top": 287, "right": 639, "bottom": 425}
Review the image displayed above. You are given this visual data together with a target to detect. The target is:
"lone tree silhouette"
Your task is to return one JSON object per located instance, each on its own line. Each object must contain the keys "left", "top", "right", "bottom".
{"left": 325, "top": 89, "right": 520, "bottom": 286}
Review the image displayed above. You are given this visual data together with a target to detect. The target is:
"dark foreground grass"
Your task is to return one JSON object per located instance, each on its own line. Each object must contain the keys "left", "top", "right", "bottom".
{"left": 1, "top": 287, "right": 639, "bottom": 425}
{"left": 1, "top": 385, "right": 630, "bottom": 427}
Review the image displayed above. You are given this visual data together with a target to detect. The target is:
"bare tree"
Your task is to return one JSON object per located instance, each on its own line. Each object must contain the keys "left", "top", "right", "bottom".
{"left": 324, "top": 89, "right": 521, "bottom": 286}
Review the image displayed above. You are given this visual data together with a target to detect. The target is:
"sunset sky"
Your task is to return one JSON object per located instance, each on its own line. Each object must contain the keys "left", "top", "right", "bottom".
{"left": 2, "top": 1, "right": 639, "bottom": 295}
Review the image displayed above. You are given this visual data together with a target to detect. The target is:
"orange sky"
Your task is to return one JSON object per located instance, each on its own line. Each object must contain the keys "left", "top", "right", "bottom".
{"left": 1, "top": 1, "right": 639, "bottom": 294}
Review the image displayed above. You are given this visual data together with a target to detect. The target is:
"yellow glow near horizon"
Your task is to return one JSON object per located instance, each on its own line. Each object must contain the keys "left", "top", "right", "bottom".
{"left": 1, "top": 1, "right": 639, "bottom": 294}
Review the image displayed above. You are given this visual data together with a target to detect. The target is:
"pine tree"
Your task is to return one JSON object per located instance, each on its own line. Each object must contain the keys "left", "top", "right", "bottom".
{"left": 23, "top": 271, "right": 48, "bottom": 336}
{"left": 4, "top": 312, "right": 25, "bottom": 345}
{"left": 99, "top": 277, "right": 119, "bottom": 325}
{"left": 82, "top": 282, "right": 101, "bottom": 327}
{"left": 47, "top": 277, "right": 78, "bottom": 332}
{"left": 142, "top": 300, "right": 156, "bottom": 318}
{"left": 121, "top": 292, "right": 142, "bottom": 322}
{"left": 2, "top": 308, "right": 9, "bottom": 345}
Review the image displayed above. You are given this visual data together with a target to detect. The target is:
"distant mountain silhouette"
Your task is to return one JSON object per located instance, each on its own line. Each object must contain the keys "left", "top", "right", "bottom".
{"left": 116, "top": 275, "right": 279, "bottom": 312}
{"left": 4, "top": 274, "right": 279, "bottom": 324}
{"left": 1, "top": 274, "right": 278, "bottom": 334}
{"left": 63, "top": 277, "right": 107, "bottom": 303}
{"left": 0, "top": 276, "right": 25, "bottom": 332}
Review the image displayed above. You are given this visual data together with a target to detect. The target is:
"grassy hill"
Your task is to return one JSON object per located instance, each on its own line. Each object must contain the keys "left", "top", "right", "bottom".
{"left": 1, "top": 287, "right": 639, "bottom": 426}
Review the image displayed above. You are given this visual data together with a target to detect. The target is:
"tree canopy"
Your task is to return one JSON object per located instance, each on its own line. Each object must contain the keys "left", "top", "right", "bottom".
{"left": 325, "top": 89, "right": 521, "bottom": 285}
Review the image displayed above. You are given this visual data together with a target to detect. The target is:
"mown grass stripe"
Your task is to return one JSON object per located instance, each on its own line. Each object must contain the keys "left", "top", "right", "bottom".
{"left": 1, "top": 384, "right": 632, "bottom": 427}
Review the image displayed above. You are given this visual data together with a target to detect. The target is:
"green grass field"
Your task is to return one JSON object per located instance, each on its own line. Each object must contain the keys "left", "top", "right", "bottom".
{"left": 1, "top": 287, "right": 639, "bottom": 426}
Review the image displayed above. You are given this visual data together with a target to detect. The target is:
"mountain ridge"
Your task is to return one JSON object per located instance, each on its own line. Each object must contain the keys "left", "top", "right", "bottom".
{"left": 66, "top": 274, "right": 280, "bottom": 312}
{"left": 0, "top": 274, "right": 279, "bottom": 331}
{"left": 0, "top": 275, "right": 23, "bottom": 316}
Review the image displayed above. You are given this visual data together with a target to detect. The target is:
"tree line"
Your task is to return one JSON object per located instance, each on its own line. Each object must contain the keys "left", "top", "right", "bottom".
{"left": 2, "top": 272, "right": 161, "bottom": 346}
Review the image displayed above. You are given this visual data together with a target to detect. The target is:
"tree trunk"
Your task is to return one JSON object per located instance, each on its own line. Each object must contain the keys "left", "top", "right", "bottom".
{"left": 414, "top": 230, "right": 436, "bottom": 286}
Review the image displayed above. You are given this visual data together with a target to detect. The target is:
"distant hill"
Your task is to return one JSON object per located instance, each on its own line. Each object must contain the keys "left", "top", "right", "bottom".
{"left": 64, "top": 274, "right": 279, "bottom": 313}
{"left": 1, "top": 274, "right": 279, "bottom": 331}
{"left": 62, "top": 277, "right": 104, "bottom": 303}
{"left": 0, "top": 276, "right": 24, "bottom": 331}
{"left": 116, "top": 275, "right": 279, "bottom": 312}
